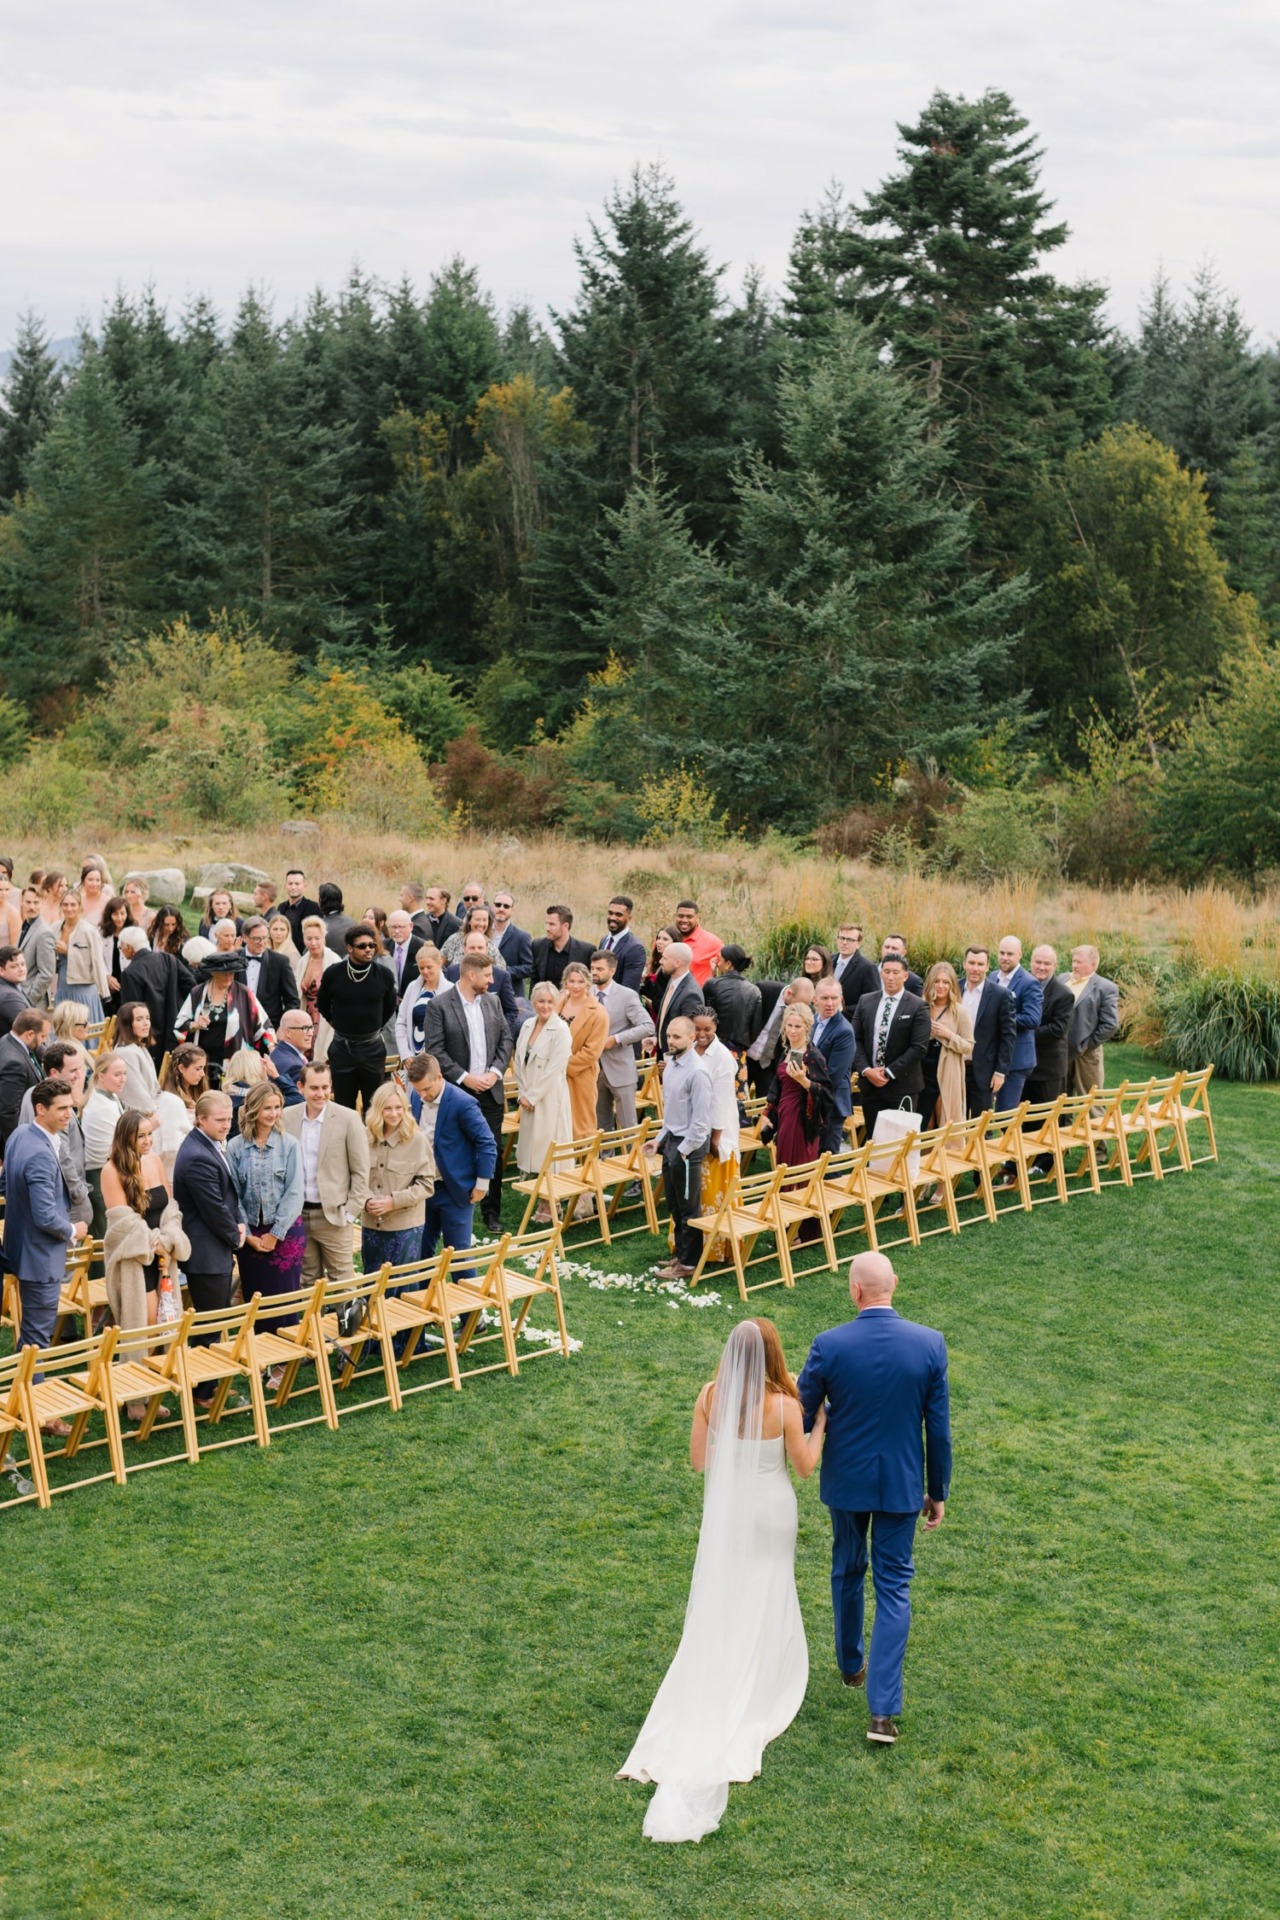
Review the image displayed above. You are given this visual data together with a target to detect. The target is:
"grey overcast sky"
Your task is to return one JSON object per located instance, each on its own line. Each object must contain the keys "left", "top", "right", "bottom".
{"left": 3, "top": 0, "right": 1279, "bottom": 353}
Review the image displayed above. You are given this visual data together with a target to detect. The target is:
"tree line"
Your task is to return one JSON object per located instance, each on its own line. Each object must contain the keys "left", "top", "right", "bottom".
{"left": 2, "top": 88, "right": 1279, "bottom": 879}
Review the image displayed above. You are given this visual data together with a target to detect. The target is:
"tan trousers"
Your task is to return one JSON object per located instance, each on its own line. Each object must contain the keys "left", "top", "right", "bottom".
{"left": 1069, "top": 1047, "right": 1104, "bottom": 1097}
{"left": 300, "top": 1209, "right": 356, "bottom": 1284}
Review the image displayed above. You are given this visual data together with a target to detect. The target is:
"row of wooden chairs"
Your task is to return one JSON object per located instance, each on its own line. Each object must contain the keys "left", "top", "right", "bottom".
{"left": 0, "top": 1228, "right": 573, "bottom": 1513}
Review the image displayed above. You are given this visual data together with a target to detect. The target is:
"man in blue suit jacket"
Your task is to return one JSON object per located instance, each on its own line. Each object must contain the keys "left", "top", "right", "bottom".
{"left": 798, "top": 1251, "right": 952, "bottom": 1745}
{"left": 962, "top": 947, "right": 1017, "bottom": 1116}
{"left": 811, "top": 977, "right": 856, "bottom": 1155}
{"left": 599, "top": 897, "right": 647, "bottom": 995}
{"left": 0, "top": 1079, "right": 88, "bottom": 1374}
{"left": 406, "top": 1052, "right": 498, "bottom": 1255}
{"left": 992, "top": 935, "right": 1044, "bottom": 1112}
{"left": 492, "top": 894, "right": 533, "bottom": 999}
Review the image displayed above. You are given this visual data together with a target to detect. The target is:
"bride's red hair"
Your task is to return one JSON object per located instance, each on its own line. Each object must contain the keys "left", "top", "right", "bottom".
{"left": 751, "top": 1318, "right": 799, "bottom": 1401}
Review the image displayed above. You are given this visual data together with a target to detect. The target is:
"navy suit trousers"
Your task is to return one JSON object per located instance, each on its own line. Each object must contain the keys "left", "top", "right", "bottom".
{"left": 830, "top": 1507, "right": 919, "bottom": 1717}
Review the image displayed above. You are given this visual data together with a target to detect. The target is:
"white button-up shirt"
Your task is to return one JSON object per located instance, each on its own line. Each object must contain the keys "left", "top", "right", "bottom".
{"left": 459, "top": 990, "right": 488, "bottom": 1076}
{"left": 300, "top": 1108, "right": 325, "bottom": 1204}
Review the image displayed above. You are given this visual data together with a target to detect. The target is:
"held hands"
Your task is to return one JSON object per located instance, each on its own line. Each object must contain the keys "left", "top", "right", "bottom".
{"left": 863, "top": 1065, "right": 889, "bottom": 1087}
{"left": 367, "top": 1195, "right": 393, "bottom": 1218}
{"left": 922, "top": 1497, "right": 945, "bottom": 1531}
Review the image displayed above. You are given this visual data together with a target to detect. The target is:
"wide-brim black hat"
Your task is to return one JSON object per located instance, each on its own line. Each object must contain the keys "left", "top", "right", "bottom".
{"left": 196, "top": 949, "right": 249, "bottom": 981}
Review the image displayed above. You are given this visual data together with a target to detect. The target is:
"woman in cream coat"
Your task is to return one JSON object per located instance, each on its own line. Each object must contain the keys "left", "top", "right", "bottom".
{"left": 513, "top": 982, "right": 573, "bottom": 1178}
{"left": 920, "top": 961, "right": 974, "bottom": 1128}
{"left": 291, "top": 915, "right": 339, "bottom": 1062}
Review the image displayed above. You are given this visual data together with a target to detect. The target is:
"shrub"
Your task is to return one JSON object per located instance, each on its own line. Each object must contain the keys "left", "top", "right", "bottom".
{"left": 1151, "top": 968, "right": 1280, "bottom": 1081}
{"left": 813, "top": 806, "right": 888, "bottom": 859}
{"left": 637, "top": 765, "right": 733, "bottom": 849}
{"left": 5, "top": 743, "right": 95, "bottom": 835}
{"left": 753, "top": 919, "right": 833, "bottom": 981}
{"left": 432, "top": 727, "right": 557, "bottom": 832}
{"left": 934, "top": 786, "right": 1060, "bottom": 882}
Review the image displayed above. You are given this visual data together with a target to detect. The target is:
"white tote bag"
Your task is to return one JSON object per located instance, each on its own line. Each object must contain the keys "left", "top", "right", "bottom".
{"left": 869, "top": 1100, "right": 922, "bottom": 1186}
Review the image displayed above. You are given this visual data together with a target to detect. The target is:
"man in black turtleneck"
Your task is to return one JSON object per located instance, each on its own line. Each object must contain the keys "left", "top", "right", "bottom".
{"left": 315, "top": 926, "right": 398, "bottom": 1111}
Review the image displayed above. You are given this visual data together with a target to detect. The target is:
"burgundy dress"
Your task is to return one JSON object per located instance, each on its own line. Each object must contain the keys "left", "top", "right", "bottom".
{"left": 771, "top": 1061, "right": 820, "bottom": 1170}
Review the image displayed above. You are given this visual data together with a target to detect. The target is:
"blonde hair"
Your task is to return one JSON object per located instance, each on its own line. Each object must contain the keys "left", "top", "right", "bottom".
{"left": 300, "top": 915, "right": 325, "bottom": 935}
{"left": 223, "top": 1048, "right": 266, "bottom": 1090}
{"left": 365, "top": 1079, "right": 415, "bottom": 1146}
{"left": 92, "top": 1048, "right": 123, "bottom": 1085}
{"left": 923, "top": 961, "right": 961, "bottom": 1013}
{"left": 51, "top": 1000, "right": 91, "bottom": 1039}
{"left": 781, "top": 1002, "right": 814, "bottom": 1040}
{"left": 239, "top": 1079, "right": 285, "bottom": 1138}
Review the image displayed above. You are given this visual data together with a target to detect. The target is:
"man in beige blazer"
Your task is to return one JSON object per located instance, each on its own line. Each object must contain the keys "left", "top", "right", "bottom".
{"left": 282, "top": 1059, "right": 370, "bottom": 1282}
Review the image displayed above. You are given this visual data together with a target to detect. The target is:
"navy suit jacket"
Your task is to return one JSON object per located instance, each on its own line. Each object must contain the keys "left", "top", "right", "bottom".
{"left": 0, "top": 1123, "right": 77, "bottom": 1285}
{"left": 411, "top": 1081, "right": 497, "bottom": 1208}
{"left": 999, "top": 966, "right": 1043, "bottom": 1076}
{"left": 812, "top": 1011, "right": 855, "bottom": 1121}
{"left": 269, "top": 1040, "right": 308, "bottom": 1106}
{"left": 173, "top": 1128, "right": 244, "bottom": 1277}
{"left": 600, "top": 928, "right": 646, "bottom": 994}
{"left": 495, "top": 922, "right": 533, "bottom": 988}
{"left": 968, "top": 979, "right": 1017, "bottom": 1085}
{"left": 798, "top": 1308, "right": 952, "bottom": 1512}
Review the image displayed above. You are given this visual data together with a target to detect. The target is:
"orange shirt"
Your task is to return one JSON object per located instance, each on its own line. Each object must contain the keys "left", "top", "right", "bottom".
{"left": 683, "top": 925, "right": 723, "bottom": 988}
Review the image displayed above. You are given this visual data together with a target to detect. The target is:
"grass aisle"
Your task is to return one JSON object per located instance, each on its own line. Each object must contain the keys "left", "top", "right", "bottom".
{"left": 2, "top": 1050, "right": 1277, "bottom": 1920}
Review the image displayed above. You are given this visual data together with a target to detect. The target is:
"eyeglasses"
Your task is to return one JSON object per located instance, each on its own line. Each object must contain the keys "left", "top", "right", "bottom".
{"left": 494, "top": 900, "right": 512, "bottom": 910}
{"left": 461, "top": 893, "right": 483, "bottom": 903}
{"left": 350, "top": 940, "right": 376, "bottom": 951}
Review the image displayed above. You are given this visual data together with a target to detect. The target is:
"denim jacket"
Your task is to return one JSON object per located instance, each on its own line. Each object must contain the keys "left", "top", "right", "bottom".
{"left": 226, "top": 1127, "right": 304, "bottom": 1239}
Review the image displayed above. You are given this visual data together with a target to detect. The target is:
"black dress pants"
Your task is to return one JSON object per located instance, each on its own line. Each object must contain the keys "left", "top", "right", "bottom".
{"left": 328, "top": 1034, "right": 387, "bottom": 1112}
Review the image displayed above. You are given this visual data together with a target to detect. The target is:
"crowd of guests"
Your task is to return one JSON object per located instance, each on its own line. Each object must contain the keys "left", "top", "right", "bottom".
{"left": 0, "top": 854, "right": 1123, "bottom": 1405}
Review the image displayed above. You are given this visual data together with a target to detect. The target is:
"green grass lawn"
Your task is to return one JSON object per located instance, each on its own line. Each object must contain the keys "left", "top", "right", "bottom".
{"left": 3, "top": 1047, "right": 1278, "bottom": 1920}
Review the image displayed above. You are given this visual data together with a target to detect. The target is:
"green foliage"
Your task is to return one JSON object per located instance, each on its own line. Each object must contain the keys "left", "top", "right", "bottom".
{"left": 1152, "top": 968, "right": 1280, "bottom": 1080}
{"left": 752, "top": 918, "right": 833, "bottom": 979}
{"left": 0, "top": 689, "right": 29, "bottom": 769}
{"left": 3, "top": 741, "right": 95, "bottom": 835}
{"left": 371, "top": 658, "right": 476, "bottom": 759}
{"left": 934, "top": 785, "right": 1060, "bottom": 881}
{"left": 0, "top": 311, "right": 64, "bottom": 499}
{"left": 637, "top": 764, "right": 734, "bottom": 848}
{"left": 1055, "top": 710, "right": 1158, "bottom": 884}
{"left": 1151, "top": 639, "right": 1280, "bottom": 882}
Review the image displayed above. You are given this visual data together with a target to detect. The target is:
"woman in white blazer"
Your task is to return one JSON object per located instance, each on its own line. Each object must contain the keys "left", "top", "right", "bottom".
{"left": 513, "top": 982, "right": 573, "bottom": 1180}
{"left": 291, "top": 915, "right": 340, "bottom": 1062}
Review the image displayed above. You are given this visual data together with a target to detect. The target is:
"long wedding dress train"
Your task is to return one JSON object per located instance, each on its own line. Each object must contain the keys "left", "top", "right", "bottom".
{"left": 618, "top": 1325, "right": 809, "bottom": 1842}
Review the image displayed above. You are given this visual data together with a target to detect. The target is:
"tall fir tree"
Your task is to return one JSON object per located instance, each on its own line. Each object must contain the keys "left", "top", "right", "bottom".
{"left": 0, "top": 312, "right": 65, "bottom": 501}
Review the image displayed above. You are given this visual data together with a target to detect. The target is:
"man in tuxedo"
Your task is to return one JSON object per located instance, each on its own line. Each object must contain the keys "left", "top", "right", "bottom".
{"left": 798, "top": 1251, "right": 951, "bottom": 1746}
{"left": 745, "top": 977, "right": 813, "bottom": 1099}
{"left": 491, "top": 890, "right": 533, "bottom": 997}
{"left": 280, "top": 869, "right": 321, "bottom": 947}
{"left": 832, "top": 924, "right": 879, "bottom": 1013}
{"left": 1025, "top": 945, "right": 1073, "bottom": 1104}
{"left": 406, "top": 1051, "right": 497, "bottom": 1256}
{"left": 282, "top": 1061, "right": 370, "bottom": 1283}
{"left": 598, "top": 895, "right": 647, "bottom": 994}
{"left": 241, "top": 918, "right": 301, "bottom": 1028}
{"left": 530, "top": 904, "right": 593, "bottom": 991}
{"left": 270, "top": 1012, "right": 313, "bottom": 1107}
{"left": 991, "top": 936, "right": 1043, "bottom": 1112}
{"left": 421, "top": 954, "right": 514, "bottom": 1236}
{"left": 1062, "top": 945, "right": 1121, "bottom": 1096}
{"left": 0, "top": 1010, "right": 51, "bottom": 1152}
{"left": 385, "top": 910, "right": 424, "bottom": 1001}
{"left": 590, "top": 947, "right": 655, "bottom": 1130}
{"left": 653, "top": 942, "right": 705, "bottom": 1054}
{"left": 0, "top": 946, "right": 30, "bottom": 1037}
{"left": 960, "top": 946, "right": 1017, "bottom": 1115}
{"left": 811, "top": 977, "right": 855, "bottom": 1155}
{"left": 850, "top": 956, "right": 931, "bottom": 1138}
{"left": 879, "top": 935, "right": 924, "bottom": 998}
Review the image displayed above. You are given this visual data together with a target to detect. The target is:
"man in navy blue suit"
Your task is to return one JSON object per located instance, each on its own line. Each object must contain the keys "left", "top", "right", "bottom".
{"left": 598, "top": 896, "right": 647, "bottom": 994}
{"left": 798, "top": 1251, "right": 952, "bottom": 1746}
{"left": 961, "top": 946, "right": 1017, "bottom": 1116}
{"left": 0, "top": 1078, "right": 89, "bottom": 1382}
{"left": 811, "top": 977, "right": 855, "bottom": 1154}
{"left": 406, "top": 1051, "right": 497, "bottom": 1255}
{"left": 491, "top": 891, "right": 533, "bottom": 998}
{"left": 992, "top": 935, "right": 1044, "bottom": 1113}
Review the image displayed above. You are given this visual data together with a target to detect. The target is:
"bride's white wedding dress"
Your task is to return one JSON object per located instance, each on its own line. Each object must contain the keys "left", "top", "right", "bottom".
{"left": 618, "top": 1324, "right": 809, "bottom": 1843}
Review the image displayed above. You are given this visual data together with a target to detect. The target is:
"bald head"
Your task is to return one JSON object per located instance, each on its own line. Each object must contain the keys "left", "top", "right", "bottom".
{"left": 849, "top": 1251, "right": 898, "bottom": 1307}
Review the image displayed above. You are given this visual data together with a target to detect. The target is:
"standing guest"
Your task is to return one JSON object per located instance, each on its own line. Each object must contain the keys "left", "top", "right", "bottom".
{"left": 197, "top": 888, "right": 240, "bottom": 941}
{"left": 959, "top": 947, "right": 1017, "bottom": 1117}
{"left": 0, "top": 869, "right": 23, "bottom": 947}
{"left": 918, "top": 962, "right": 974, "bottom": 1130}
{"left": 1025, "top": 946, "right": 1073, "bottom": 1106}
{"left": 252, "top": 879, "right": 278, "bottom": 919}
{"left": 384, "top": 910, "right": 424, "bottom": 1001}
{"left": 18, "top": 884, "right": 58, "bottom": 1011}
{"left": 673, "top": 900, "right": 723, "bottom": 987}
{"left": 558, "top": 961, "right": 609, "bottom": 1143}
{"left": 267, "top": 913, "right": 299, "bottom": 958}
{"left": 652, "top": 1016, "right": 712, "bottom": 1281}
{"left": 797, "top": 1251, "right": 951, "bottom": 1746}
{"left": 443, "top": 930, "right": 522, "bottom": 1040}
{"left": 640, "top": 926, "right": 680, "bottom": 1027}
{"left": 832, "top": 924, "right": 879, "bottom": 1013}
{"left": 0, "top": 1079, "right": 89, "bottom": 1393}
{"left": 222, "top": 1047, "right": 267, "bottom": 1126}
{"left": 746, "top": 978, "right": 816, "bottom": 1101}
{"left": 406, "top": 1051, "right": 496, "bottom": 1256}
{"left": 513, "top": 983, "right": 573, "bottom": 1190}
{"left": 281, "top": 1060, "right": 370, "bottom": 1284}
{"left": 292, "top": 916, "right": 339, "bottom": 1062}
{"left": 396, "top": 944, "right": 445, "bottom": 1062}
{"left": 0, "top": 1009, "right": 50, "bottom": 1150}
{"left": 491, "top": 890, "right": 532, "bottom": 997}
{"left": 761, "top": 1005, "right": 833, "bottom": 1172}
{"left": 802, "top": 945, "right": 835, "bottom": 990}
{"left": 654, "top": 942, "right": 705, "bottom": 1055}
{"left": 210, "top": 919, "right": 241, "bottom": 956}
{"left": 590, "top": 948, "right": 654, "bottom": 1132}
{"left": 991, "top": 936, "right": 1044, "bottom": 1113}
{"left": 101, "top": 1109, "right": 181, "bottom": 1376}
{"left": 173, "top": 1092, "right": 247, "bottom": 1401}
{"left": 421, "top": 953, "right": 513, "bottom": 1236}
{"left": 115, "top": 924, "right": 183, "bottom": 1047}
{"left": 361, "top": 904, "right": 392, "bottom": 955}
{"left": 1062, "top": 945, "right": 1121, "bottom": 1097}
{"left": 360, "top": 1081, "right": 435, "bottom": 1275}
{"left": 319, "top": 881, "right": 357, "bottom": 956}
{"left": 113, "top": 1003, "right": 161, "bottom": 1113}
{"left": 879, "top": 935, "right": 924, "bottom": 998}
{"left": 270, "top": 1013, "right": 313, "bottom": 1107}
{"left": 0, "top": 946, "right": 31, "bottom": 1037}
{"left": 396, "top": 882, "right": 430, "bottom": 943}
{"left": 530, "top": 904, "right": 594, "bottom": 991}
{"left": 440, "top": 903, "right": 504, "bottom": 970}
{"left": 240, "top": 917, "right": 302, "bottom": 1029}
{"left": 77, "top": 860, "right": 111, "bottom": 927}
{"left": 174, "top": 951, "right": 275, "bottom": 1090}
{"left": 692, "top": 1008, "right": 740, "bottom": 1262}
{"left": 99, "top": 896, "right": 131, "bottom": 1013}
{"left": 704, "top": 946, "right": 762, "bottom": 1058}
{"left": 121, "top": 879, "right": 154, "bottom": 932}
{"left": 280, "top": 870, "right": 321, "bottom": 948}
{"left": 155, "top": 1044, "right": 208, "bottom": 1178}
{"left": 149, "top": 906, "right": 196, "bottom": 1001}
{"left": 56, "top": 888, "right": 110, "bottom": 1021}
{"left": 17, "top": 1040, "right": 92, "bottom": 1238}
{"left": 457, "top": 878, "right": 487, "bottom": 914}
{"left": 315, "top": 924, "right": 397, "bottom": 1111}
{"left": 422, "top": 885, "right": 460, "bottom": 949}
{"left": 851, "top": 954, "right": 932, "bottom": 1140}
{"left": 227, "top": 1081, "right": 306, "bottom": 1337}
{"left": 811, "top": 977, "right": 856, "bottom": 1155}
{"left": 83, "top": 1050, "right": 128, "bottom": 1235}
{"left": 598, "top": 896, "right": 647, "bottom": 994}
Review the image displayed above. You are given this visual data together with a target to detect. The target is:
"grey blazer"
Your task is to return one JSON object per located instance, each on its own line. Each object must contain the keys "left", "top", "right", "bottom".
{"left": 421, "top": 987, "right": 513, "bottom": 1090}
{"left": 597, "top": 985, "right": 655, "bottom": 1091}
{"left": 1062, "top": 973, "right": 1121, "bottom": 1055}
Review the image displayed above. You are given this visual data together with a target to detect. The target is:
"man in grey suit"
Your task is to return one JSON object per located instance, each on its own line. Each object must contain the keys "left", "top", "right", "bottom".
{"left": 590, "top": 948, "right": 655, "bottom": 1131}
{"left": 421, "top": 954, "right": 514, "bottom": 1235}
{"left": 1061, "top": 944, "right": 1121, "bottom": 1096}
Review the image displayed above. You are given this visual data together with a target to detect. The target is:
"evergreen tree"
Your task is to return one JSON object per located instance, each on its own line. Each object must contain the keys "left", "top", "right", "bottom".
{"left": 0, "top": 312, "right": 65, "bottom": 501}
{"left": 420, "top": 258, "right": 503, "bottom": 472}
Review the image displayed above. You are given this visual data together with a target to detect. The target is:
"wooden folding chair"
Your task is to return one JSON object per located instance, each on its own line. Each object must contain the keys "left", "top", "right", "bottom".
{"left": 688, "top": 1165, "right": 793, "bottom": 1301}
{"left": 84, "top": 1019, "right": 108, "bottom": 1054}
{"left": 183, "top": 1297, "right": 270, "bottom": 1448}
{"left": 22, "top": 1328, "right": 121, "bottom": 1504}
{"left": 855, "top": 1130, "right": 923, "bottom": 1250}
{"left": 445, "top": 1228, "right": 572, "bottom": 1375}
{"left": 1, "top": 1269, "right": 21, "bottom": 1341}
{"left": 925, "top": 1114, "right": 999, "bottom": 1227}
{"left": 512, "top": 1131, "right": 606, "bottom": 1238}
{"left": 54, "top": 1237, "right": 109, "bottom": 1343}
{"left": 634, "top": 1056, "right": 663, "bottom": 1121}
{"left": 1168, "top": 1064, "right": 1218, "bottom": 1167}
{"left": 0, "top": 1346, "right": 41, "bottom": 1509}
{"left": 910, "top": 1124, "right": 964, "bottom": 1237}
{"left": 241, "top": 1280, "right": 336, "bottom": 1433}
{"left": 591, "top": 1119, "right": 661, "bottom": 1238}
{"left": 1011, "top": 1097, "right": 1072, "bottom": 1207}
{"left": 774, "top": 1155, "right": 838, "bottom": 1274}
{"left": 379, "top": 1251, "right": 466, "bottom": 1395}
{"left": 971, "top": 1103, "right": 1033, "bottom": 1215}
{"left": 736, "top": 1095, "right": 777, "bottom": 1174}
{"left": 70, "top": 1308, "right": 200, "bottom": 1471}
{"left": 1084, "top": 1081, "right": 1150, "bottom": 1188}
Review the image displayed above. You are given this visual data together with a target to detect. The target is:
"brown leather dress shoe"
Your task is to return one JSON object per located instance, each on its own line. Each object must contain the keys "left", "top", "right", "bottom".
{"left": 841, "top": 1665, "right": 867, "bottom": 1688}
{"left": 866, "top": 1716, "right": 898, "bottom": 1745}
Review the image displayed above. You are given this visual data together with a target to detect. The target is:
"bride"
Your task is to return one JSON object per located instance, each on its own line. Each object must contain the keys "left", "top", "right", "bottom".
{"left": 618, "top": 1317, "right": 826, "bottom": 1842}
